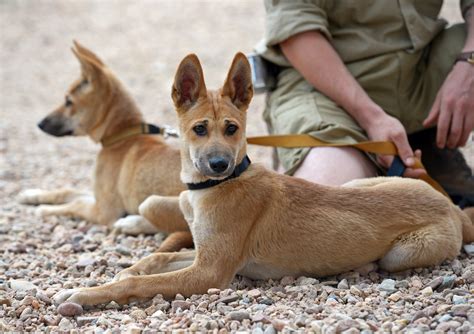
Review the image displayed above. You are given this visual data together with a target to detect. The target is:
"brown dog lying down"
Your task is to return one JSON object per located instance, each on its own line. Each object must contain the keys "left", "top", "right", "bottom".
{"left": 17, "top": 42, "right": 190, "bottom": 252}
{"left": 53, "top": 52, "right": 474, "bottom": 308}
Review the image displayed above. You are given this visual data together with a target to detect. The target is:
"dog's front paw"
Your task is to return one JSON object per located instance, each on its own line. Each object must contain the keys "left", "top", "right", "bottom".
{"left": 113, "top": 268, "right": 139, "bottom": 282}
{"left": 35, "top": 205, "right": 54, "bottom": 217}
{"left": 53, "top": 289, "right": 81, "bottom": 305}
{"left": 17, "top": 189, "right": 45, "bottom": 205}
{"left": 113, "top": 215, "right": 158, "bottom": 235}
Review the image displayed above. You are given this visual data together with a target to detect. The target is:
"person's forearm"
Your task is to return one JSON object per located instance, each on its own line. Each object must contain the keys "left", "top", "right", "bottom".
{"left": 463, "top": 6, "right": 474, "bottom": 51}
{"left": 280, "top": 30, "right": 383, "bottom": 130}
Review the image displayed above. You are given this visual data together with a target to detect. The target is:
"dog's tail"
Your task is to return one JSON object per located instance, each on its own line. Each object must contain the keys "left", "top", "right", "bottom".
{"left": 460, "top": 207, "right": 474, "bottom": 244}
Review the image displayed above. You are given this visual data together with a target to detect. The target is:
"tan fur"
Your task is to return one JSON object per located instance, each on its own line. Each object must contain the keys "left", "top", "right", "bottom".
{"left": 18, "top": 42, "right": 190, "bottom": 251}
{"left": 53, "top": 53, "right": 474, "bottom": 308}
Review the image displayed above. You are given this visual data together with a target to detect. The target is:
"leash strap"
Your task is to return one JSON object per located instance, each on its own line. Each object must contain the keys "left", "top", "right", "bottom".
{"left": 187, "top": 156, "right": 251, "bottom": 190}
{"left": 246, "top": 134, "right": 449, "bottom": 198}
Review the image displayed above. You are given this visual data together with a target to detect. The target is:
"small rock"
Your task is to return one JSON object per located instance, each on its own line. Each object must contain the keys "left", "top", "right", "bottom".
{"left": 76, "top": 256, "right": 96, "bottom": 268}
{"left": 395, "top": 280, "right": 409, "bottom": 289}
{"left": 337, "top": 279, "right": 349, "bottom": 290}
{"left": 248, "top": 289, "right": 261, "bottom": 298}
{"left": 216, "top": 294, "right": 239, "bottom": 304}
{"left": 280, "top": 276, "right": 295, "bottom": 285}
{"left": 10, "top": 280, "right": 37, "bottom": 292}
{"left": 130, "top": 309, "right": 147, "bottom": 320}
{"left": 295, "top": 315, "right": 307, "bottom": 327}
{"left": 43, "top": 315, "right": 59, "bottom": 326}
{"left": 411, "top": 310, "right": 427, "bottom": 323}
{"left": 463, "top": 243, "right": 474, "bottom": 256}
{"left": 379, "top": 279, "right": 396, "bottom": 293}
{"left": 151, "top": 310, "right": 167, "bottom": 320}
{"left": 58, "top": 317, "right": 73, "bottom": 330}
{"left": 105, "top": 301, "right": 120, "bottom": 309}
{"left": 420, "top": 286, "right": 433, "bottom": 297}
{"left": 207, "top": 288, "right": 220, "bottom": 295}
{"left": 252, "top": 328, "right": 264, "bottom": 334}
{"left": 36, "top": 291, "right": 51, "bottom": 304}
{"left": 264, "top": 325, "right": 277, "bottom": 334}
{"left": 462, "top": 269, "right": 473, "bottom": 283}
{"left": 451, "top": 304, "right": 470, "bottom": 317}
{"left": 174, "top": 293, "right": 184, "bottom": 300}
{"left": 115, "top": 245, "right": 132, "bottom": 255}
{"left": 436, "top": 320, "right": 462, "bottom": 331}
{"left": 427, "top": 277, "right": 443, "bottom": 290}
{"left": 57, "top": 302, "right": 84, "bottom": 317}
{"left": 171, "top": 300, "right": 191, "bottom": 311}
{"left": 452, "top": 295, "right": 466, "bottom": 305}
{"left": 259, "top": 297, "right": 273, "bottom": 305}
{"left": 76, "top": 316, "right": 98, "bottom": 326}
{"left": 438, "top": 314, "right": 452, "bottom": 322}
{"left": 0, "top": 295, "right": 11, "bottom": 306}
{"left": 436, "top": 275, "right": 456, "bottom": 292}
{"left": 388, "top": 291, "right": 402, "bottom": 302}
{"left": 229, "top": 310, "right": 250, "bottom": 321}
{"left": 296, "top": 277, "right": 318, "bottom": 286}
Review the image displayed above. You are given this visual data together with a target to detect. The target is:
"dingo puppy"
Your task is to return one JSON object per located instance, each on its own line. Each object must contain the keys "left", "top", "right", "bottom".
{"left": 53, "top": 53, "right": 474, "bottom": 307}
{"left": 18, "top": 42, "right": 191, "bottom": 251}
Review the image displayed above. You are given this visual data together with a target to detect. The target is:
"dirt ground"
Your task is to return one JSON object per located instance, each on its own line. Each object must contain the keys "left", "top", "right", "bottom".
{"left": 0, "top": 1, "right": 473, "bottom": 333}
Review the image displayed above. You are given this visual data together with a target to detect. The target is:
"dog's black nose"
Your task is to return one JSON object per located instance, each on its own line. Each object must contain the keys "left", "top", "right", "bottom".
{"left": 38, "top": 118, "right": 47, "bottom": 130}
{"left": 209, "top": 157, "right": 229, "bottom": 173}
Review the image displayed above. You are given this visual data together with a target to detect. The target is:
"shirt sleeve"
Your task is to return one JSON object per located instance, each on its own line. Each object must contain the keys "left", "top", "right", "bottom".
{"left": 256, "top": 0, "right": 330, "bottom": 66}
{"left": 461, "top": 0, "right": 474, "bottom": 17}
{"left": 264, "top": 0, "right": 331, "bottom": 47}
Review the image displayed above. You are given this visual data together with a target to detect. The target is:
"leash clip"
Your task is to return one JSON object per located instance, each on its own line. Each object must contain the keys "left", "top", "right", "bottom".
{"left": 162, "top": 125, "right": 180, "bottom": 139}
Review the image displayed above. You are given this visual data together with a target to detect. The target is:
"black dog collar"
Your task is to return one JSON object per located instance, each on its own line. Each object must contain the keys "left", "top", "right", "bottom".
{"left": 186, "top": 156, "right": 251, "bottom": 190}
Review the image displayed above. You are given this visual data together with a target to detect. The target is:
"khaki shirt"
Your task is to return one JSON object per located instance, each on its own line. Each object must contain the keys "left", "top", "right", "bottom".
{"left": 257, "top": 0, "right": 473, "bottom": 66}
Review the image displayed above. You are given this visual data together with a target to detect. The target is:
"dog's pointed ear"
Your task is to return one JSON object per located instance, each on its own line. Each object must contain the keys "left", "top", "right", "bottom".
{"left": 71, "top": 42, "right": 105, "bottom": 83}
{"left": 72, "top": 40, "right": 105, "bottom": 66}
{"left": 172, "top": 54, "right": 207, "bottom": 111}
{"left": 221, "top": 52, "right": 253, "bottom": 111}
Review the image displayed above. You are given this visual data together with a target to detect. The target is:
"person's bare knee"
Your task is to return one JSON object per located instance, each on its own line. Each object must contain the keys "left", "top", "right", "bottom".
{"left": 292, "top": 147, "right": 377, "bottom": 186}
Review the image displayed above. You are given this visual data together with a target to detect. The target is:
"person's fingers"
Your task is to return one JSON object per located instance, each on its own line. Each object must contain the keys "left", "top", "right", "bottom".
{"left": 446, "top": 106, "right": 464, "bottom": 149}
{"left": 423, "top": 94, "right": 440, "bottom": 127}
{"left": 403, "top": 168, "right": 427, "bottom": 179}
{"left": 391, "top": 131, "right": 415, "bottom": 167}
{"left": 436, "top": 98, "right": 452, "bottom": 149}
{"left": 459, "top": 113, "right": 474, "bottom": 147}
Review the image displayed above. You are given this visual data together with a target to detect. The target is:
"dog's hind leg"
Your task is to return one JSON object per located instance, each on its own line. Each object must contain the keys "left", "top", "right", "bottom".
{"left": 114, "top": 250, "right": 196, "bottom": 281}
{"left": 18, "top": 188, "right": 91, "bottom": 205}
{"left": 139, "top": 195, "right": 189, "bottom": 233}
{"left": 35, "top": 195, "right": 105, "bottom": 224}
{"left": 379, "top": 222, "right": 462, "bottom": 272}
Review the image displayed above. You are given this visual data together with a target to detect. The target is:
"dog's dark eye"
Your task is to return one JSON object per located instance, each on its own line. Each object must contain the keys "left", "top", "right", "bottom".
{"left": 225, "top": 124, "right": 238, "bottom": 136}
{"left": 193, "top": 124, "right": 207, "bottom": 136}
{"left": 65, "top": 97, "right": 73, "bottom": 107}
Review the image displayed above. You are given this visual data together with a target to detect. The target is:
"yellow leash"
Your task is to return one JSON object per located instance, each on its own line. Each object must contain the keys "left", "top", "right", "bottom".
{"left": 247, "top": 134, "right": 449, "bottom": 198}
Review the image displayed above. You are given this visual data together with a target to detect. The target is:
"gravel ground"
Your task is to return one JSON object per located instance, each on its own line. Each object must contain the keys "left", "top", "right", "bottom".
{"left": 1, "top": 1, "right": 473, "bottom": 332}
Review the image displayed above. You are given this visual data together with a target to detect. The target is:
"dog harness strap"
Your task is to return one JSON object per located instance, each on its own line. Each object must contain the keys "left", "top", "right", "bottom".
{"left": 186, "top": 156, "right": 251, "bottom": 190}
{"left": 101, "top": 123, "right": 163, "bottom": 147}
{"left": 247, "top": 134, "right": 449, "bottom": 199}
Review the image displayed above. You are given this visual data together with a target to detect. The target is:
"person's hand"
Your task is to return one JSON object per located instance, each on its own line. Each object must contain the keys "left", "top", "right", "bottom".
{"left": 364, "top": 111, "right": 425, "bottom": 178}
{"left": 423, "top": 61, "right": 474, "bottom": 149}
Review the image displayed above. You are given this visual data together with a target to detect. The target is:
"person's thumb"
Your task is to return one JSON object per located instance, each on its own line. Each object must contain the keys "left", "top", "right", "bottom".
{"left": 393, "top": 133, "right": 415, "bottom": 167}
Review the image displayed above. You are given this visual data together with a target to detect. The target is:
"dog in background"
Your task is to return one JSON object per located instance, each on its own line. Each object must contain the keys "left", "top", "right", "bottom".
{"left": 53, "top": 52, "right": 474, "bottom": 308}
{"left": 18, "top": 41, "right": 191, "bottom": 252}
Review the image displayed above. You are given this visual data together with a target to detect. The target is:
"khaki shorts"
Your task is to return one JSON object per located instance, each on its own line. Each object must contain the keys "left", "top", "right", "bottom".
{"left": 263, "top": 24, "right": 466, "bottom": 175}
